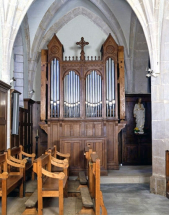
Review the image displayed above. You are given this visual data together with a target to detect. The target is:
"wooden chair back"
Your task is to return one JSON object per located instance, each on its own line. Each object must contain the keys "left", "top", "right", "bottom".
{"left": 45, "top": 150, "right": 69, "bottom": 177}
{"left": 88, "top": 153, "right": 107, "bottom": 215}
{"left": 0, "top": 152, "right": 25, "bottom": 215}
{"left": 34, "top": 154, "right": 66, "bottom": 215}
{"left": 48, "top": 145, "right": 70, "bottom": 162}
{"left": 8, "top": 146, "right": 21, "bottom": 159}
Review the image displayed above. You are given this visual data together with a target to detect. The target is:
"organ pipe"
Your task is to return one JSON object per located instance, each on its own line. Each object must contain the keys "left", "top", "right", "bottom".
{"left": 50, "top": 58, "right": 60, "bottom": 118}
{"left": 64, "top": 71, "right": 80, "bottom": 118}
{"left": 85, "top": 71, "right": 102, "bottom": 117}
{"left": 106, "top": 58, "right": 115, "bottom": 117}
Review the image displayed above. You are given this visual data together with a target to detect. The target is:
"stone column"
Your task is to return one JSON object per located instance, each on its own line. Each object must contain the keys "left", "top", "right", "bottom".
{"left": 150, "top": 0, "right": 169, "bottom": 196}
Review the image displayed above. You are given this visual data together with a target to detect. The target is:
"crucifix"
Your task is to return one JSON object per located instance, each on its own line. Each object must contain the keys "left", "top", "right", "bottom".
{"left": 76, "top": 37, "right": 89, "bottom": 60}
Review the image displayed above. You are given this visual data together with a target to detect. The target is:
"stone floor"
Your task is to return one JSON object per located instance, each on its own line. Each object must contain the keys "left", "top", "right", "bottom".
{"left": 101, "top": 166, "right": 152, "bottom": 184}
{"left": 69, "top": 166, "right": 152, "bottom": 184}
{"left": 0, "top": 184, "right": 169, "bottom": 215}
{"left": 0, "top": 166, "right": 168, "bottom": 215}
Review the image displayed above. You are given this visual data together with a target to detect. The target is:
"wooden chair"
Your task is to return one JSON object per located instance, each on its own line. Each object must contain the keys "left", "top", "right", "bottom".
{"left": 33, "top": 154, "right": 67, "bottom": 215}
{"left": 48, "top": 145, "right": 70, "bottom": 163}
{"left": 7, "top": 145, "right": 36, "bottom": 181}
{"left": 78, "top": 153, "right": 107, "bottom": 215}
{"left": 48, "top": 145, "right": 70, "bottom": 176}
{"left": 0, "top": 152, "right": 25, "bottom": 215}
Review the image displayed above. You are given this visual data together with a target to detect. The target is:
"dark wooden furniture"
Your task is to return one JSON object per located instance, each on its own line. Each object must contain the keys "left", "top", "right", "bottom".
{"left": 7, "top": 145, "right": 35, "bottom": 181}
{"left": 119, "top": 94, "right": 151, "bottom": 165}
{"left": 0, "top": 153, "right": 24, "bottom": 215}
{"left": 166, "top": 150, "right": 169, "bottom": 198}
{"left": 11, "top": 98, "right": 36, "bottom": 154}
{"left": 33, "top": 154, "right": 67, "bottom": 215}
{"left": 40, "top": 34, "right": 126, "bottom": 175}
{"left": 0, "top": 81, "right": 10, "bottom": 152}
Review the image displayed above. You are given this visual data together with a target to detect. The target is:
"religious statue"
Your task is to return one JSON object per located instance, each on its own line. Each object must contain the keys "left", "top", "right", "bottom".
{"left": 133, "top": 98, "right": 145, "bottom": 134}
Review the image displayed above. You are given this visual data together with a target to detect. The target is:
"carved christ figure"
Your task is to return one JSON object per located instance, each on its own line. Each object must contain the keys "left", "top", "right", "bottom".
{"left": 133, "top": 98, "right": 145, "bottom": 133}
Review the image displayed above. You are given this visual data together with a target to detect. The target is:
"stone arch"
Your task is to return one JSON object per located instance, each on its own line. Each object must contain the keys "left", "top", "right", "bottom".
{"left": 29, "top": 3, "right": 129, "bottom": 92}
{"left": 2, "top": 0, "right": 154, "bottom": 86}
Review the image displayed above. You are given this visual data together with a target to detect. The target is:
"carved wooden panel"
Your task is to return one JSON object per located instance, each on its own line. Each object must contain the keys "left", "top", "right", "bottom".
{"left": 41, "top": 50, "right": 48, "bottom": 121}
{"left": 47, "top": 35, "right": 63, "bottom": 62}
{"left": 72, "top": 123, "right": 81, "bottom": 136}
{"left": 51, "top": 123, "right": 59, "bottom": 145}
{"left": 107, "top": 122, "right": 115, "bottom": 163}
{"left": 118, "top": 46, "right": 125, "bottom": 120}
{"left": 102, "top": 34, "right": 118, "bottom": 62}
{"left": 85, "top": 139, "right": 107, "bottom": 174}
{"left": 60, "top": 140, "right": 84, "bottom": 175}
{"left": 63, "top": 124, "right": 71, "bottom": 137}
{"left": 94, "top": 122, "right": 102, "bottom": 136}
{"left": 85, "top": 123, "right": 93, "bottom": 136}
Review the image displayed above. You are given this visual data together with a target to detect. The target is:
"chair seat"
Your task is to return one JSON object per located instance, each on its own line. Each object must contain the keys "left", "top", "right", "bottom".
{"left": 0, "top": 175, "right": 22, "bottom": 191}
{"left": 42, "top": 175, "right": 67, "bottom": 191}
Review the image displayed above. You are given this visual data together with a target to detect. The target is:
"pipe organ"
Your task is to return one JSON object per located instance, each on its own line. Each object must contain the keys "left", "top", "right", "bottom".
{"left": 106, "top": 58, "right": 115, "bottom": 117}
{"left": 86, "top": 71, "right": 102, "bottom": 117}
{"left": 40, "top": 34, "right": 126, "bottom": 175}
{"left": 50, "top": 58, "right": 60, "bottom": 118}
{"left": 64, "top": 71, "right": 80, "bottom": 118}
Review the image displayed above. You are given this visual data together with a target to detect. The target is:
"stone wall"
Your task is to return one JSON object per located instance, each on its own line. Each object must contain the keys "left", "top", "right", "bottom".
{"left": 133, "top": 21, "right": 149, "bottom": 94}
{"left": 13, "top": 27, "right": 24, "bottom": 107}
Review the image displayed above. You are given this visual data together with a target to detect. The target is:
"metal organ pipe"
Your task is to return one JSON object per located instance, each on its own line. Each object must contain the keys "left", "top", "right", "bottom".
{"left": 64, "top": 71, "right": 80, "bottom": 118}
{"left": 50, "top": 58, "right": 60, "bottom": 118}
{"left": 100, "top": 75, "right": 102, "bottom": 117}
{"left": 77, "top": 75, "right": 80, "bottom": 116}
{"left": 56, "top": 60, "right": 60, "bottom": 117}
{"left": 86, "top": 75, "right": 88, "bottom": 116}
{"left": 85, "top": 71, "right": 102, "bottom": 117}
{"left": 51, "top": 60, "right": 54, "bottom": 117}
{"left": 106, "top": 58, "right": 115, "bottom": 117}
{"left": 112, "top": 60, "right": 115, "bottom": 117}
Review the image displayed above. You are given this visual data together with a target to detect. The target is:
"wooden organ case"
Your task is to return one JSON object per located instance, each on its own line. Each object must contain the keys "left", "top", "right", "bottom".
{"left": 40, "top": 34, "right": 126, "bottom": 175}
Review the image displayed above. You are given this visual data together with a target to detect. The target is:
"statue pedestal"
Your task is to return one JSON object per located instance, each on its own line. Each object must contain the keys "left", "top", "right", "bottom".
{"left": 134, "top": 133, "right": 151, "bottom": 164}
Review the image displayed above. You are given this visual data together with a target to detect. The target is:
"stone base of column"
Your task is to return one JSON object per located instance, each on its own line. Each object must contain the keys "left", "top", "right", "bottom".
{"left": 150, "top": 175, "right": 166, "bottom": 196}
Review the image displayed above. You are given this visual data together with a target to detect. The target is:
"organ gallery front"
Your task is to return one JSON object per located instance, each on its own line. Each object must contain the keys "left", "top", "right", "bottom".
{"left": 40, "top": 34, "right": 126, "bottom": 175}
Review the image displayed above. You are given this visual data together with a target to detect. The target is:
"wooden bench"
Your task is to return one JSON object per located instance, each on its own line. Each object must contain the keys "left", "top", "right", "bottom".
{"left": 78, "top": 153, "right": 107, "bottom": 215}
{"left": 33, "top": 154, "right": 67, "bottom": 215}
{"left": 0, "top": 152, "right": 25, "bottom": 215}
{"left": 22, "top": 154, "right": 69, "bottom": 215}
{"left": 7, "top": 145, "right": 36, "bottom": 181}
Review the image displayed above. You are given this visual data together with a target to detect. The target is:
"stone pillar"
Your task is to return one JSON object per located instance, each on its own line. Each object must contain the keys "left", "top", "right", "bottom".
{"left": 150, "top": 1, "right": 169, "bottom": 196}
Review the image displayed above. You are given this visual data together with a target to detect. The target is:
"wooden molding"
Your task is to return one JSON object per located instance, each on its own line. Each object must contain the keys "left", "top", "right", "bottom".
{"left": 39, "top": 122, "right": 48, "bottom": 134}
{"left": 0, "top": 80, "right": 11, "bottom": 90}
{"left": 118, "top": 121, "right": 127, "bottom": 133}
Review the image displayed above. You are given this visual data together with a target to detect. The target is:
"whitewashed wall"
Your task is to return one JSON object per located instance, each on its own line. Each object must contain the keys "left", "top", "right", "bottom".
{"left": 57, "top": 15, "right": 107, "bottom": 58}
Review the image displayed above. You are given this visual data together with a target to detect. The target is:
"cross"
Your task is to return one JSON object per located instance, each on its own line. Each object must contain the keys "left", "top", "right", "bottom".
{"left": 76, "top": 37, "right": 89, "bottom": 60}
